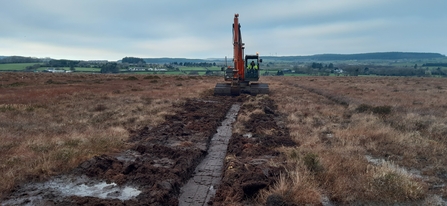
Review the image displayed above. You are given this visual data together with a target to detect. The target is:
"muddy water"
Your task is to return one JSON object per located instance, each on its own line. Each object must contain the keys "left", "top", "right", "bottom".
{"left": 1, "top": 175, "right": 141, "bottom": 205}
{"left": 178, "top": 104, "right": 240, "bottom": 206}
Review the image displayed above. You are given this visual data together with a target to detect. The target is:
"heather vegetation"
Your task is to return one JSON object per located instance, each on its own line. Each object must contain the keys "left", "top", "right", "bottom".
{"left": 1, "top": 72, "right": 447, "bottom": 204}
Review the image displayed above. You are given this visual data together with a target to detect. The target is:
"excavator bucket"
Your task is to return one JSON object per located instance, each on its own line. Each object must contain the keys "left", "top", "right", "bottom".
{"left": 214, "top": 82, "right": 269, "bottom": 96}
{"left": 214, "top": 83, "right": 239, "bottom": 96}
{"left": 247, "top": 83, "right": 269, "bottom": 95}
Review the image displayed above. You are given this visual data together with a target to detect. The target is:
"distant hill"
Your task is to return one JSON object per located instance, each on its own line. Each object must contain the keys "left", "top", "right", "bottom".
{"left": 141, "top": 52, "right": 446, "bottom": 64}
{"left": 1, "top": 52, "right": 445, "bottom": 64}
{"left": 263, "top": 52, "right": 446, "bottom": 62}
{"left": 143, "top": 57, "right": 213, "bottom": 64}
{"left": 0, "top": 56, "right": 41, "bottom": 63}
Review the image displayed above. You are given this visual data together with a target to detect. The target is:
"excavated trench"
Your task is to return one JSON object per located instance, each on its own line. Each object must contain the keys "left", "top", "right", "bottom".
{"left": 178, "top": 104, "right": 240, "bottom": 205}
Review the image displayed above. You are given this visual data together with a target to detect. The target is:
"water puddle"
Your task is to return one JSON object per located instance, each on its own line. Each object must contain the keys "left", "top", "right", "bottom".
{"left": 1, "top": 175, "right": 141, "bottom": 205}
{"left": 178, "top": 104, "right": 240, "bottom": 206}
{"left": 44, "top": 178, "right": 141, "bottom": 200}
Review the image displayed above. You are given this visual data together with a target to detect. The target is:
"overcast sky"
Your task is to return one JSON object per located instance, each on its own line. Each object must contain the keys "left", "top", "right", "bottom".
{"left": 1, "top": 0, "right": 446, "bottom": 60}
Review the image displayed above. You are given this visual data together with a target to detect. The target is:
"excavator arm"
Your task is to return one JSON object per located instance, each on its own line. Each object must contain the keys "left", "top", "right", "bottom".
{"left": 232, "top": 14, "right": 245, "bottom": 81}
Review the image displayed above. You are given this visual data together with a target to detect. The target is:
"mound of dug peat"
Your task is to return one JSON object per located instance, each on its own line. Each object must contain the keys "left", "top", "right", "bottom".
{"left": 2, "top": 95, "right": 239, "bottom": 205}
{"left": 212, "top": 95, "right": 296, "bottom": 205}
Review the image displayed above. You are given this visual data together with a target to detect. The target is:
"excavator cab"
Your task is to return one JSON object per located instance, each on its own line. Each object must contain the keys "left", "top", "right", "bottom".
{"left": 244, "top": 55, "right": 262, "bottom": 81}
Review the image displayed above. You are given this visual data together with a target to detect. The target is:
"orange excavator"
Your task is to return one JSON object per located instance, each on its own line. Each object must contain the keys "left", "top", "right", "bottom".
{"left": 214, "top": 14, "right": 269, "bottom": 96}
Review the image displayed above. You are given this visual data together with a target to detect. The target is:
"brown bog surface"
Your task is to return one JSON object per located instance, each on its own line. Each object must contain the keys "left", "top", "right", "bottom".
{"left": 0, "top": 73, "right": 221, "bottom": 199}
{"left": 1, "top": 73, "right": 447, "bottom": 205}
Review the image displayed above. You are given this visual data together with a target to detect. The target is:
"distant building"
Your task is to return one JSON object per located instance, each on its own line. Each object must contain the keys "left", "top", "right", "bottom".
{"left": 128, "top": 67, "right": 146, "bottom": 71}
{"left": 46, "top": 68, "right": 71, "bottom": 73}
{"left": 147, "top": 68, "right": 167, "bottom": 71}
{"left": 127, "top": 67, "right": 167, "bottom": 71}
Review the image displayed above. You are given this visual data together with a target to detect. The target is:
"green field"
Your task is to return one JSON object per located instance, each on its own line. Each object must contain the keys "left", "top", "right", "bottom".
{"left": 35, "top": 67, "right": 98, "bottom": 72}
{"left": 0, "top": 64, "right": 99, "bottom": 72}
{"left": 120, "top": 71, "right": 186, "bottom": 75}
{"left": 0, "top": 63, "right": 36, "bottom": 71}
{"left": 179, "top": 66, "right": 221, "bottom": 71}
{"left": 4, "top": 62, "right": 444, "bottom": 77}
{"left": 283, "top": 73, "right": 309, "bottom": 77}
{"left": 72, "top": 67, "right": 100, "bottom": 72}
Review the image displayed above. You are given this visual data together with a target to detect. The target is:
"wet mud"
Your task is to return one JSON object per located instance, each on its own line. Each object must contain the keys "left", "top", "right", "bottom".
{"left": 2, "top": 95, "right": 240, "bottom": 205}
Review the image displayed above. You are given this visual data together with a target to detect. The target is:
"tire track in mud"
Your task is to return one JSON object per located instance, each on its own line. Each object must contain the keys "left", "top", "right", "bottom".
{"left": 1, "top": 95, "right": 241, "bottom": 205}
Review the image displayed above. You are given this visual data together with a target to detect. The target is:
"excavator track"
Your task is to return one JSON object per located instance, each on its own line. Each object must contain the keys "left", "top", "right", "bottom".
{"left": 214, "top": 82, "right": 269, "bottom": 96}
{"left": 247, "top": 83, "right": 269, "bottom": 94}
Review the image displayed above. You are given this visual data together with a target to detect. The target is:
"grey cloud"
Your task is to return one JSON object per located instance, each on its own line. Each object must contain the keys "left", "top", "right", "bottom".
{"left": 0, "top": 0, "right": 446, "bottom": 60}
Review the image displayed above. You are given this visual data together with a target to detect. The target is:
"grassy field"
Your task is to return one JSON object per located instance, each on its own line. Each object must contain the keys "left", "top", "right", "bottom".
{"left": 1, "top": 73, "right": 447, "bottom": 204}
{"left": 0, "top": 64, "right": 100, "bottom": 72}
{"left": 0, "top": 63, "right": 220, "bottom": 74}
{"left": 34, "top": 67, "right": 98, "bottom": 72}
{"left": 0, "top": 63, "right": 36, "bottom": 71}
{"left": 179, "top": 66, "right": 221, "bottom": 71}
{"left": 120, "top": 70, "right": 187, "bottom": 75}
{"left": 283, "top": 73, "right": 309, "bottom": 77}
{"left": 70, "top": 67, "right": 100, "bottom": 72}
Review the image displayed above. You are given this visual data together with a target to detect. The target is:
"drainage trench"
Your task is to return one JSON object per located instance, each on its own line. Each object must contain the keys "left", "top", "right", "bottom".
{"left": 178, "top": 103, "right": 240, "bottom": 206}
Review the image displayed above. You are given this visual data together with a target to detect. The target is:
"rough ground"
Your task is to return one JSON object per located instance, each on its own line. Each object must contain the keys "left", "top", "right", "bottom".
{"left": 212, "top": 95, "right": 296, "bottom": 205}
{"left": 2, "top": 94, "right": 241, "bottom": 205}
{"left": 1, "top": 90, "right": 298, "bottom": 205}
{"left": 3, "top": 74, "right": 447, "bottom": 205}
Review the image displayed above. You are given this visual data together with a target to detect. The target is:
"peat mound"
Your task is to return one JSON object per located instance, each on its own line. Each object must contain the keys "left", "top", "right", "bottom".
{"left": 212, "top": 95, "right": 296, "bottom": 205}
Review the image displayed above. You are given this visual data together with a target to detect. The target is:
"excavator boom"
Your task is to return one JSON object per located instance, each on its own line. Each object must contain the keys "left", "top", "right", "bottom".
{"left": 233, "top": 14, "right": 245, "bottom": 81}
{"left": 214, "top": 14, "right": 269, "bottom": 96}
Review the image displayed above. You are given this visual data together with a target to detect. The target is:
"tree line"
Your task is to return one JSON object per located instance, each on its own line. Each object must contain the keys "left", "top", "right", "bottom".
{"left": 122, "top": 57, "right": 145, "bottom": 64}
{"left": 422, "top": 63, "right": 447, "bottom": 67}
{"left": 286, "top": 62, "right": 447, "bottom": 77}
{"left": 0, "top": 56, "right": 41, "bottom": 64}
{"left": 263, "top": 52, "right": 446, "bottom": 62}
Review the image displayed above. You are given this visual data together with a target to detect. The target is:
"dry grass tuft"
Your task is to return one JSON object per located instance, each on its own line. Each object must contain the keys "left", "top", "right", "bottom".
{"left": 259, "top": 170, "right": 321, "bottom": 205}
{"left": 257, "top": 147, "right": 322, "bottom": 205}
{"left": 368, "top": 160, "right": 427, "bottom": 201}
